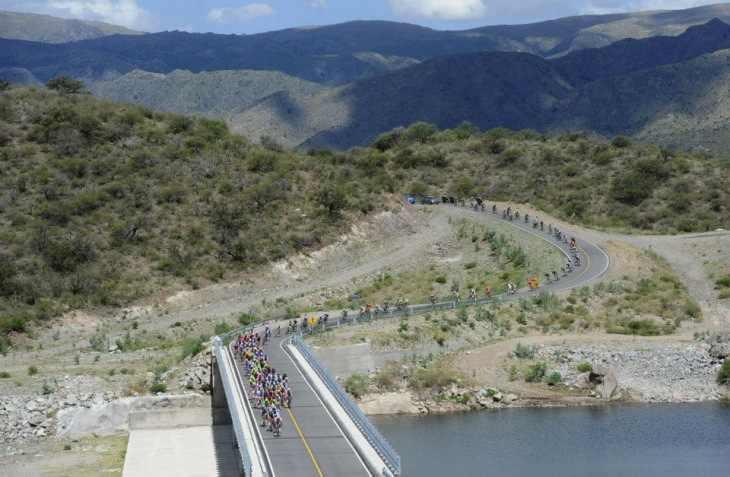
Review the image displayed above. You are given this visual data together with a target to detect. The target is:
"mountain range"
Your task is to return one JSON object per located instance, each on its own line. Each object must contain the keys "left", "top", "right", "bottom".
{"left": 1, "top": 5, "right": 730, "bottom": 152}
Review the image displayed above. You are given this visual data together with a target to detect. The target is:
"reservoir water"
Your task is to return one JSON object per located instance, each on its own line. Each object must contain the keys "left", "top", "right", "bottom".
{"left": 370, "top": 402, "right": 730, "bottom": 477}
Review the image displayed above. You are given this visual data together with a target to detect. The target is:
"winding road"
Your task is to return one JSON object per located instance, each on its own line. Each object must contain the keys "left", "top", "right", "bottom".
{"left": 224, "top": 203, "right": 610, "bottom": 476}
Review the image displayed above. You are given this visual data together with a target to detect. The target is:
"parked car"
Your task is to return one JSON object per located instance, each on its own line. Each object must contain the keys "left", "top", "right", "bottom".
{"left": 403, "top": 194, "right": 416, "bottom": 204}
{"left": 420, "top": 196, "right": 440, "bottom": 204}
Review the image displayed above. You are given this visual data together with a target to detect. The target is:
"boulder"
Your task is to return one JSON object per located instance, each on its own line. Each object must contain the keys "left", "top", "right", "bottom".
{"left": 707, "top": 332, "right": 730, "bottom": 359}
{"left": 28, "top": 413, "right": 45, "bottom": 427}
{"left": 589, "top": 365, "right": 617, "bottom": 398}
{"left": 503, "top": 394, "right": 518, "bottom": 403}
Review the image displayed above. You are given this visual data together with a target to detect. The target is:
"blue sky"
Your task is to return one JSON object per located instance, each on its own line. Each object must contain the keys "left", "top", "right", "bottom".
{"left": 0, "top": 1, "right": 720, "bottom": 34}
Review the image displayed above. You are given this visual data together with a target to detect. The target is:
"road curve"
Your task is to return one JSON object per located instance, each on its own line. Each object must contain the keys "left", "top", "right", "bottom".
{"left": 225, "top": 204, "right": 610, "bottom": 476}
{"left": 462, "top": 205, "right": 611, "bottom": 297}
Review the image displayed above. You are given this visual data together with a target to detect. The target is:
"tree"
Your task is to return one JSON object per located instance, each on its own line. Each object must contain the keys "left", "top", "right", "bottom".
{"left": 314, "top": 182, "right": 347, "bottom": 219}
{"left": 0, "top": 79, "right": 11, "bottom": 92}
{"left": 611, "top": 135, "right": 632, "bottom": 148}
{"left": 0, "top": 254, "right": 17, "bottom": 297}
{"left": 454, "top": 121, "right": 480, "bottom": 140}
{"left": 403, "top": 122, "right": 438, "bottom": 144}
{"left": 45, "top": 76, "right": 84, "bottom": 95}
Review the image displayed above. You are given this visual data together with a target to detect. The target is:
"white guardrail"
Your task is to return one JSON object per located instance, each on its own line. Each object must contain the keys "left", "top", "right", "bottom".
{"left": 291, "top": 334, "right": 401, "bottom": 476}
{"left": 212, "top": 336, "right": 273, "bottom": 477}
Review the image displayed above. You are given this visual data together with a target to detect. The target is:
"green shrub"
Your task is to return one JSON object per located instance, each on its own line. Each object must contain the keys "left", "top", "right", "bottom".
{"left": 435, "top": 276, "right": 447, "bottom": 284}
{"left": 525, "top": 363, "right": 547, "bottom": 382}
{"left": 546, "top": 372, "right": 562, "bottom": 386}
{"left": 607, "top": 319, "right": 660, "bottom": 336}
{"left": 149, "top": 382, "right": 167, "bottom": 393}
{"left": 89, "top": 332, "right": 109, "bottom": 352}
{"left": 179, "top": 335, "right": 207, "bottom": 361}
{"left": 717, "top": 358, "right": 730, "bottom": 385}
{"left": 214, "top": 321, "right": 233, "bottom": 336}
{"left": 410, "top": 365, "right": 458, "bottom": 391}
{"left": 514, "top": 343, "right": 535, "bottom": 359}
{"left": 42, "top": 381, "right": 54, "bottom": 395}
{"left": 533, "top": 292, "right": 559, "bottom": 311}
{"left": 28, "top": 365, "right": 39, "bottom": 376}
{"left": 344, "top": 373, "right": 369, "bottom": 398}
{"left": 0, "top": 315, "right": 28, "bottom": 335}
{"left": 238, "top": 313, "right": 253, "bottom": 326}
{"left": 576, "top": 362, "right": 592, "bottom": 373}
{"left": 0, "top": 371, "right": 10, "bottom": 378}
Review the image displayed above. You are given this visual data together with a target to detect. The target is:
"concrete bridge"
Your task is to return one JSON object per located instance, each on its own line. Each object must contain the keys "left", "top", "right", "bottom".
{"left": 122, "top": 205, "right": 609, "bottom": 477}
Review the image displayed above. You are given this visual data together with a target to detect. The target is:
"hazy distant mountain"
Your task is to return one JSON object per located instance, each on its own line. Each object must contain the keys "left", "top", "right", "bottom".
{"left": 88, "top": 69, "right": 326, "bottom": 121}
{"left": 2, "top": 6, "right": 730, "bottom": 153}
{"left": 2, "top": 4, "right": 730, "bottom": 86}
{"left": 286, "top": 20, "right": 730, "bottom": 152}
{"left": 0, "top": 10, "right": 143, "bottom": 43}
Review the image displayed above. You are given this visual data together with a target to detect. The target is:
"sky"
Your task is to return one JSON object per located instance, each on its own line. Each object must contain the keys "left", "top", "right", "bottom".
{"left": 0, "top": 0, "right": 722, "bottom": 34}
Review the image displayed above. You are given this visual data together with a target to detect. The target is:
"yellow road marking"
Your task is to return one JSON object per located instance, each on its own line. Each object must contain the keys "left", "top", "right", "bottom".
{"left": 287, "top": 406, "right": 324, "bottom": 477}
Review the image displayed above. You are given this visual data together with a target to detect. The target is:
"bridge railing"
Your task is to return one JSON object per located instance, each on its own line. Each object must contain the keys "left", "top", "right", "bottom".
{"left": 212, "top": 336, "right": 272, "bottom": 477}
{"left": 291, "top": 334, "right": 402, "bottom": 476}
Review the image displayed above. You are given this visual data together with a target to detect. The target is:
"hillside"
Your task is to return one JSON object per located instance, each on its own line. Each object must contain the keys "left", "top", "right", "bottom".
{"left": 0, "top": 10, "right": 143, "bottom": 43}
{"left": 288, "top": 20, "right": 730, "bottom": 152}
{"left": 2, "top": 4, "right": 730, "bottom": 86}
{"left": 87, "top": 69, "right": 327, "bottom": 121}
{"left": 3, "top": 7, "right": 730, "bottom": 153}
{"left": 0, "top": 84, "right": 394, "bottom": 352}
{"left": 0, "top": 84, "right": 728, "bottom": 354}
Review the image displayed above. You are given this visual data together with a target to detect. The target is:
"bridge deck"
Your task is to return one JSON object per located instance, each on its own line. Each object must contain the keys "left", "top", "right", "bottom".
{"left": 234, "top": 337, "right": 371, "bottom": 477}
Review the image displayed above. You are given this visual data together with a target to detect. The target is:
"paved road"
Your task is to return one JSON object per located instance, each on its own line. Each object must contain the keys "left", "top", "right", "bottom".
{"left": 468, "top": 206, "right": 610, "bottom": 296}
{"left": 225, "top": 204, "right": 609, "bottom": 477}
{"left": 231, "top": 337, "right": 371, "bottom": 477}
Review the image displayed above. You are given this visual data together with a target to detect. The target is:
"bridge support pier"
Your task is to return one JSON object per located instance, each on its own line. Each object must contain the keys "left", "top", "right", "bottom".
{"left": 212, "top": 356, "right": 233, "bottom": 425}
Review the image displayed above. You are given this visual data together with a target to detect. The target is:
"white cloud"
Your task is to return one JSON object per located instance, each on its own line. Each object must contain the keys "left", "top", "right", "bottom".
{"left": 389, "top": 0, "right": 489, "bottom": 21}
{"left": 208, "top": 3, "right": 275, "bottom": 23}
{"left": 306, "top": 0, "right": 328, "bottom": 9}
{"left": 43, "top": 0, "right": 155, "bottom": 29}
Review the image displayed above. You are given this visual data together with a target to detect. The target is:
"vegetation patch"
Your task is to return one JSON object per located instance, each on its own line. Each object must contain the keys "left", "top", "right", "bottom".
{"left": 718, "top": 359, "right": 730, "bottom": 385}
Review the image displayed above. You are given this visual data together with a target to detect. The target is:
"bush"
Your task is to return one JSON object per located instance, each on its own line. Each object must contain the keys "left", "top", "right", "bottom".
{"left": 344, "top": 373, "right": 369, "bottom": 398}
{"left": 514, "top": 343, "right": 535, "bottom": 359}
{"left": 42, "top": 381, "right": 54, "bottom": 395}
{"left": 435, "top": 276, "right": 447, "bottom": 284}
{"left": 28, "top": 365, "right": 39, "bottom": 376}
{"left": 607, "top": 319, "right": 660, "bottom": 336}
{"left": 410, "top": 365, "right": 457, "bottom": 391}
{"left": 0, "top": 315, "right": 28, "bottom": 335}
{"left": 179, "top": 335, "right": 207, "bottom": 361}
{"left": 717, "top": 358, "right": 730, "bottom": 385}
{"left": 149, "top": 382, "right": 167, "bottom": 393}
{"left": 238, "top": 313, "right": 253, "bottom": 326}
{"left": 576, "top": 362, "right": 592, "bottom": 373}
{"left": 0, "top": 371, "right": 10, "bottom": 378}
{"left": 546, "top": 372, "right": 562, "bottom": 386}
{"left": 89, "top": 332, "right": 108, "bottom": 352}
{"left": 214, "top": 321, "right": 233, "bottom": 336}
{"left": 525, "top": 363, "right": 547, "bottom": 382}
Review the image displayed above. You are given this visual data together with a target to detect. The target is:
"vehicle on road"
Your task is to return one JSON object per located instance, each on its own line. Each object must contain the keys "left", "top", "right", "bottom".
{"left": 403, "top": 193, "right": 416, "bottom": 204}
{"left": 420, "top": 196, "right": 440, "bottom": 204}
